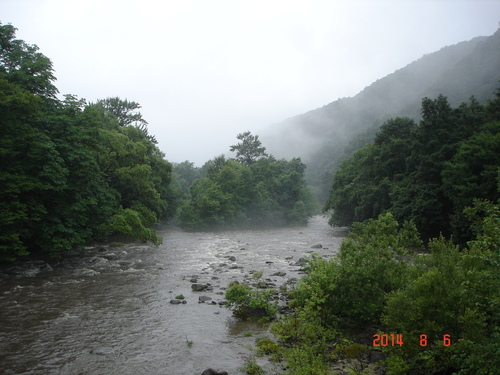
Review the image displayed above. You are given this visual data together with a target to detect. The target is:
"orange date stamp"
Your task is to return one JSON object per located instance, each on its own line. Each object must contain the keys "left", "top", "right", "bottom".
{"left": 373, "top": 334, "right": 451, "bottom": 347}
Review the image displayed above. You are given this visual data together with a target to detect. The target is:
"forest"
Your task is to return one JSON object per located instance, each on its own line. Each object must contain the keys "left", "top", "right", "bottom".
{"left": 324, "top": 93, "right": 500, "bottom": 244}
{"left": 0, "top": 23, "right": 174, "bottom": 261}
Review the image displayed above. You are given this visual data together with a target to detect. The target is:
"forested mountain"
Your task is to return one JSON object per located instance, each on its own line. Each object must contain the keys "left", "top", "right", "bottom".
{"left": 262, "top": 28, "right": 500, "bottom": 198}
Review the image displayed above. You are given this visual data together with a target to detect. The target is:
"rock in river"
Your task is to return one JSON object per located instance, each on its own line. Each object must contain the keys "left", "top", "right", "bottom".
{"left": 271, "top": 271, "right": 286, "bottom": 277}
{"left": 294, "top": 258, "right": 308, "bottom": 266}
{"left": 201, "top": 369, "right": 228, "bottom": 375}
{"left": 191, "top": 283, "right": 208, "bottom": 291}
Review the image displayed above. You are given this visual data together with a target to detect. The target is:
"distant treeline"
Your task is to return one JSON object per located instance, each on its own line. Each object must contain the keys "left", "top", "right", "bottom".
{"left": 0, "top": 23, "right": 174, "bottom": 261}
{"left": 324, "top": 92, "right": 500, "bottom": 244}
{"left": 171, "top": 132, "right": 318, "bottom": 230}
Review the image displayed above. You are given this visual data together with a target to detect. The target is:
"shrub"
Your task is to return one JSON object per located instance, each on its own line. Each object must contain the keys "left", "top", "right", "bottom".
{"left": 225, "top": 281, "right": 277, "bottom": 321}
{"left": 292, "top": 212, "right": 420, "bottom": 329}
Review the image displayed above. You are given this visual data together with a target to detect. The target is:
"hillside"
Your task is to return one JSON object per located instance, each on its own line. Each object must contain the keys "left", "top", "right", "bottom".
{"left": 261, "top": 29, "right": 500, "bottom": 198}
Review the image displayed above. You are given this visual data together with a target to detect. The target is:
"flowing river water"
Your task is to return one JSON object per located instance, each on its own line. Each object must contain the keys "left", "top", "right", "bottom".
{"left": 0, "top": 216, "right": 346, "bottom": 375}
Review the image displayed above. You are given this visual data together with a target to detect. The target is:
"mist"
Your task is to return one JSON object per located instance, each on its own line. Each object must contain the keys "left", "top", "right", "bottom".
{"left": 2, "top": 0, "right": 499, "bottom": 166}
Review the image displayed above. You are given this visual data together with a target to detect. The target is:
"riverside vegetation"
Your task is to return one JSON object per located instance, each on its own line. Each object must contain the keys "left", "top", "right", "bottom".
{"left": 2, "top": 22, "right": 499, "bottom": 374}
{"left": 231, "top": 207, "right": 499, "bottom": 374}
{"left": 229, "top": 92, "right": 500, "bottom": 374}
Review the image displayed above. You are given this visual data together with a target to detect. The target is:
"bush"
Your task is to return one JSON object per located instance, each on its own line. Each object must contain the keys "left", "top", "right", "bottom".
{"left": 292, "top": 212, "right": 420, "bottom": 329}
{"left": 224, "top": 281, "right": 277, "bottom": 321}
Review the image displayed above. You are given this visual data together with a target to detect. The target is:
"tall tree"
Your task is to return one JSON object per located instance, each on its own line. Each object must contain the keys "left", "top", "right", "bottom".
{"left": 230, "top": 131, "right": 268, "bottom": 165}
{"left": 95, "top": 97, "right": 157, "bottom": 143}
{"left": 0, "top": 22, "right": 58, "bottom": 98}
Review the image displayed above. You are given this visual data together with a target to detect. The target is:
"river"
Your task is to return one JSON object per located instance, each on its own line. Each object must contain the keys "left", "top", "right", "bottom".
{"left": 0, "top": 216, "right": 346, "bottom": 375}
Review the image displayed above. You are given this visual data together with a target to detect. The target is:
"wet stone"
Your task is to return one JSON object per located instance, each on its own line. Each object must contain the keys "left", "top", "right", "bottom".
{"left": 271, "top": 271, "right": 287, "bottom": 277}
{"left": 294, "top": 258, "right": 308, "bottom": 266}
{"left": 191, "top": 283, "right": 208, "bottom": 291}
{"left": 201, "top": 369, "right": 228, "bottom": 375}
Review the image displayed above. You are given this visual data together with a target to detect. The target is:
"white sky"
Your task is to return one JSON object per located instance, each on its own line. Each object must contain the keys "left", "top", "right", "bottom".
{"left": 2, "top": 0, "right": 499, "bottom": 165}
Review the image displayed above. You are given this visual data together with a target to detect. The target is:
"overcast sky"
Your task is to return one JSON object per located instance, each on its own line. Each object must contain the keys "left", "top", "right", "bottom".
{"left": 3, "top": 0, "right": 499, "bottom": 165}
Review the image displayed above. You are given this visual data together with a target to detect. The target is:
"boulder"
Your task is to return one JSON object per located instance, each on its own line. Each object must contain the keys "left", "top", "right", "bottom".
{"left": 311, "top": 243, "right": 323, "bottom": 249}
{"left": 201, "top": 369, "right": 228, "bottom": 375}
{"left": 199, "top": 296, "right": 212, "bottom": 303}
{"left": 271, "top": 271, "right": 286, "bottom": 277}
{"left": 228, "top": 256, "right": 236, "bottom": 261}
{"left": 294, "top": 258, "right": 308, "bottom": 266}
{"left": 170, "top": 299, "right": 182, "bottom": 304}
{"left": 191, "top": 283, "right": 208, "bottom": 291}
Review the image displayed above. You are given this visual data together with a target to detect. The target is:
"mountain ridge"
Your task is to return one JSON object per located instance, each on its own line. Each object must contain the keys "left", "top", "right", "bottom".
{"left": 261, "top": 29, "right": 500, "bottom": 195}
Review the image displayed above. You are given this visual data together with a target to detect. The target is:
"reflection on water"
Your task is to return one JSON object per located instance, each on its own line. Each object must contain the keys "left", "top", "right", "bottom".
{"left": 0, "top": 216, "right": 345, "bottom": 375}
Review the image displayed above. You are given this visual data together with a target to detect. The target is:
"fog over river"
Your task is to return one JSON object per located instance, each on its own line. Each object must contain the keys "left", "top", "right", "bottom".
{"left": 0, "top": 216, "right": 346, "bottom": 375}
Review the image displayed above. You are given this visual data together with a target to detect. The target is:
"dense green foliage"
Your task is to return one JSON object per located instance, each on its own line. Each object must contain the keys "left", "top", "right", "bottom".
{"left": 324, "top": 93, "right": 500, "bottom": 243}
{"left": 178, "top": 135, "right": 317, "bottom": 230}
{"left": 271, "top": 205, "right": 499, "bottom": 374}
{"left": 0, "top": 24, "right": 172, "bottom": 261}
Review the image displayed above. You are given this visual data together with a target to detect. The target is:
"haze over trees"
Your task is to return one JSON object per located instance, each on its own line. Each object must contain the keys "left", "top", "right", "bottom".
{"left": 178, "top": 132, "right": 317, "bottom": 230}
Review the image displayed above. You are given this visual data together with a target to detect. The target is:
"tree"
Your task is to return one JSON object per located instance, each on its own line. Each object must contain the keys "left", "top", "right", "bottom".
{"left": 0, "top": 24, "right": 173, "bottom": 261}
{"left": 324, "top": 95, "right": 496, "bottom": 241}
{"left": 0, "top": 22, "right": 58, "bottom": 98}
{"left": 442, "top": 121, "right": 500, "bottom": 243}
{"left": 230, "top": 131, "right": 268, "bottom": 165}
{"left": 95, "top": 97, "right": 157, "bottom": 143}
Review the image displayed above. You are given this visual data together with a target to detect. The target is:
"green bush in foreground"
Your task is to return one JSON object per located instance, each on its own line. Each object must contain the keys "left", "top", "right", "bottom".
{"left": 269, "top": 196, "right": 500, "bottom": 374}
{"left": 291, "top": 212, "right": 421, "bottom": 329}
